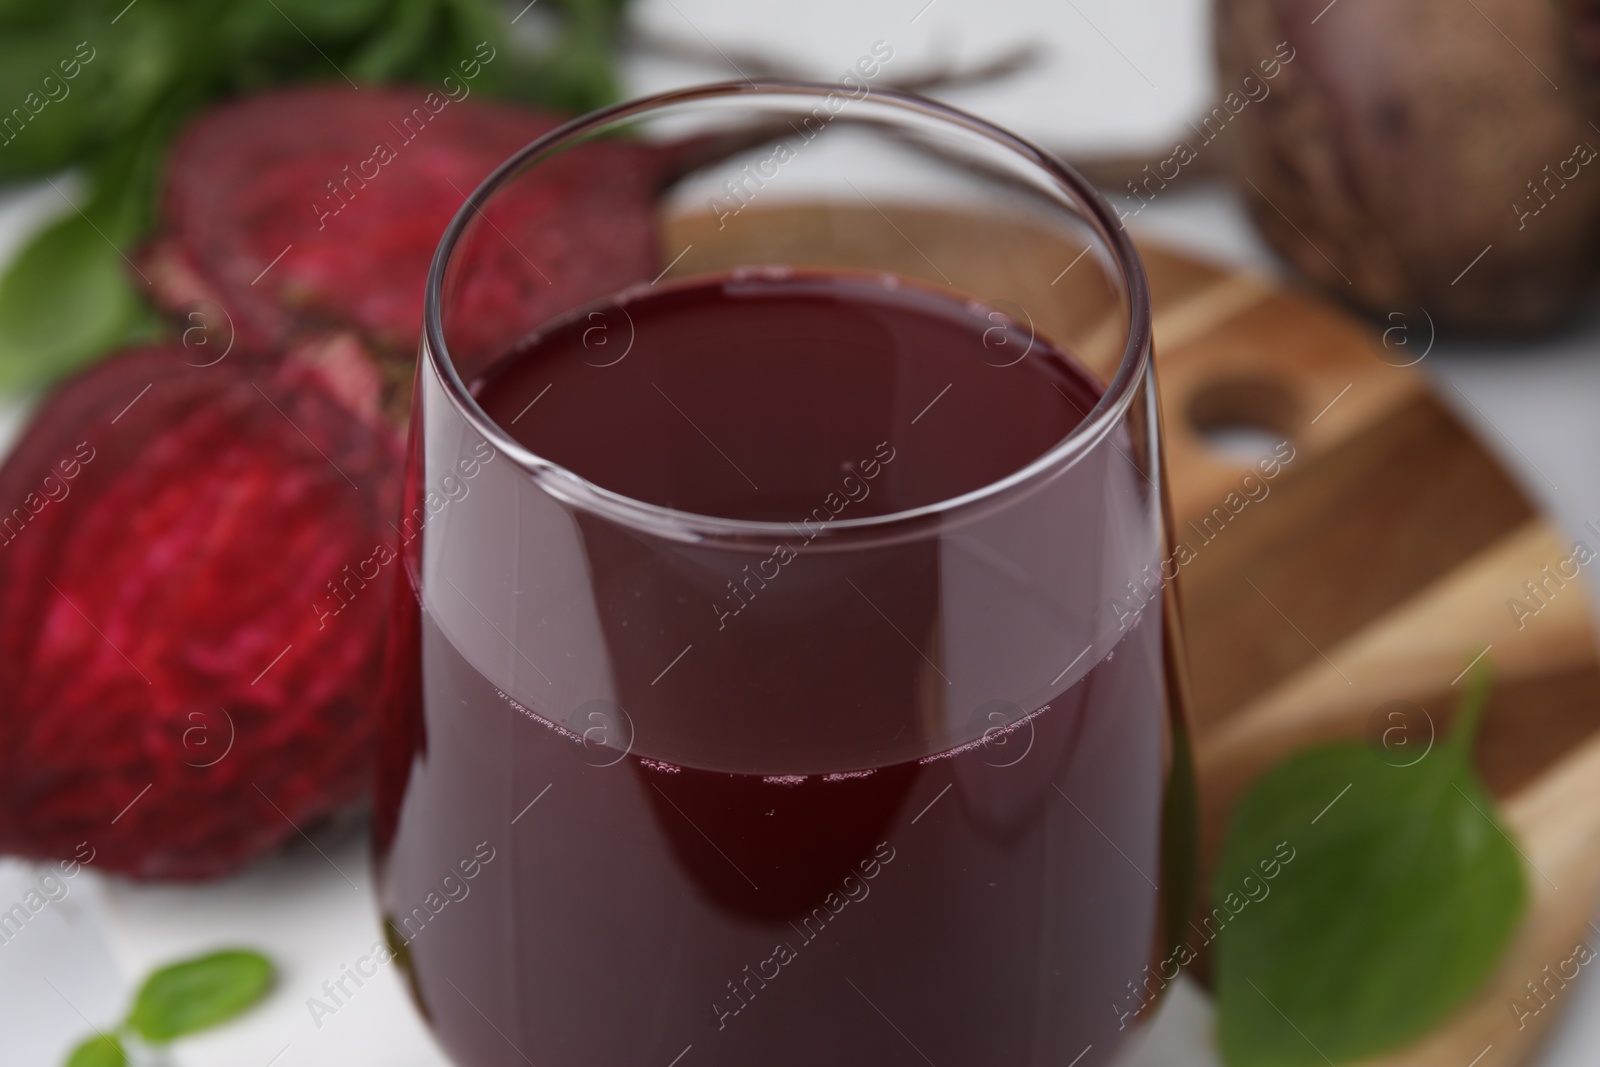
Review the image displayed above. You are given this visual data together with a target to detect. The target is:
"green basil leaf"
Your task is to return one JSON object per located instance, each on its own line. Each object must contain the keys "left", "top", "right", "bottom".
{"left": 64, "top": 1034, "right": 125, "bottom": 1067}
{"left": 0, "top": 211, "right": 150, "bottom": 388}
{"left": 349, "top": 0, "right": 441, "bottom": 83}
{"left": 261, "top": 0, "right": 394, "bottom": 40}
{"left": 1213, "top": 669, "right": 1525, "bottom": 1066}
{"left": 495, "top": 0, "right": 626, "bottom": 113}
{"left": 126, "top": 948, "right": 275, "bottom": 1043}
{"left": 0, "top": 26, "right": 116, "bottom": 177}
{"left": 0, "top": 5, "right": 191, "bottom": 181}
{"left": 0, "top": 71, "right": 185, "bottom": 386}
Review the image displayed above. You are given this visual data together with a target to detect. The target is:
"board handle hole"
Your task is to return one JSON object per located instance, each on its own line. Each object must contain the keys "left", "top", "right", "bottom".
{"left": 1188, "top": 376, "right": 1297, "bottom": 465}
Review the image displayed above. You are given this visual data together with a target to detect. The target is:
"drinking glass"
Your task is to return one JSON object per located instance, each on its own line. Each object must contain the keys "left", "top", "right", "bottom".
{"left": 376, "top": 78, "right": 1192, "bottom": 1067}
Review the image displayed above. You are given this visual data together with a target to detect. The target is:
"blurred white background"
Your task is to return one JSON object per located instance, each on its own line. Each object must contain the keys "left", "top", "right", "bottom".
{"left": 2, "top": 0, "right": 1599, "bottom": 1063}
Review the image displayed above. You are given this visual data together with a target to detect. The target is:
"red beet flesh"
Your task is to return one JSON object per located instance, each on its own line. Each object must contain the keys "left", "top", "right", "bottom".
{"left": 0, "top": 341, "right": 401, "bottom": 879}
{"left": 147, "top": 86, "right": 664, "bottom": 362}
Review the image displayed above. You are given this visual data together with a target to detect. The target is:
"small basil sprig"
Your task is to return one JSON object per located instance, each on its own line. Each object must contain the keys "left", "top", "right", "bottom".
{"left": 1213, "top": 663, "right": 1525, "bottom": 1066}
{"left": 64, "top": 948, "right": 275, "bottom": 1066}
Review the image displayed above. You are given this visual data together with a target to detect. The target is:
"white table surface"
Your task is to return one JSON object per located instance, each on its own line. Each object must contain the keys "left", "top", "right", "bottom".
{"left": 2, "top": 1, "right": 1598, "bottom": 1064}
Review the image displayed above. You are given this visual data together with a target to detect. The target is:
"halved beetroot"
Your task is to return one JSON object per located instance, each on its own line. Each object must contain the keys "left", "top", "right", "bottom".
{"left": 146, "top": 86, "right": 664, "bottom": 364}
{"left": 0, "top": 339, "right": 402, "bottom": 878}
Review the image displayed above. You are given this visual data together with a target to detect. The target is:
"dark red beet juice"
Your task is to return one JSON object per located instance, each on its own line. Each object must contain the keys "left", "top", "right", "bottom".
{"left": 376, "top": 271, "right": 1186, "bottom": 1066}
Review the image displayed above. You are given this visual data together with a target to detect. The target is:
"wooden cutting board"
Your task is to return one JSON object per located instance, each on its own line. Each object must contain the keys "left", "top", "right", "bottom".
{"left": 662, "top": 203, "right": 1600, "bottom": 1067}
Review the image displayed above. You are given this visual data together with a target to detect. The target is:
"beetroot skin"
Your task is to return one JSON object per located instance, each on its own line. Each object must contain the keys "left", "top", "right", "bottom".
{"left": 144, "top": 86, "right": 665, "bottom": 363}
{"left": 0, "top": 340, "right": 402, "bottom": 879}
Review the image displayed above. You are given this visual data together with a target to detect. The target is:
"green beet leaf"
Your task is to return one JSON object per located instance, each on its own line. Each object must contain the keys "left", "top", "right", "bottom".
{"left": 126, "top": 948, "right": 275, "bottom": 1043}
{"left": 0, "top": 82, "right": 176, "bottom": 388}
{"left": 1213, "top": 667, "right": 1525, "bottom": 1066}
{"left": 0, "top": 211, "right": 151, "bottom": 388}
{"left": 347, "top": 0, "right": 440, "bottom": 83}
{"left": 64, "top": 1034, "right": 125, "bottom": 1067}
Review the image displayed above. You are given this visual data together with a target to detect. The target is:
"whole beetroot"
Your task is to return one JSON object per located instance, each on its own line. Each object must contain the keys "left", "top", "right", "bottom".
{"left": 1216, "top": 0, "right": 1600, "bottom": 332}
{"left": 0, "top": 338, "right": 401, "bottom": 879}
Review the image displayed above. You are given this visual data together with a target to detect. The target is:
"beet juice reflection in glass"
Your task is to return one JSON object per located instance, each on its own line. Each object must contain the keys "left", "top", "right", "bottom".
{"left": 375, "top": 79, "right": 1194, "bottom": 1067}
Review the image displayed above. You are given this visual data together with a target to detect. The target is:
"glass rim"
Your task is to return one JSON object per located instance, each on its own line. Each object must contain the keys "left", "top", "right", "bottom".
{"left": 422, "top": 78, "right": 1154, "bottom": 548}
